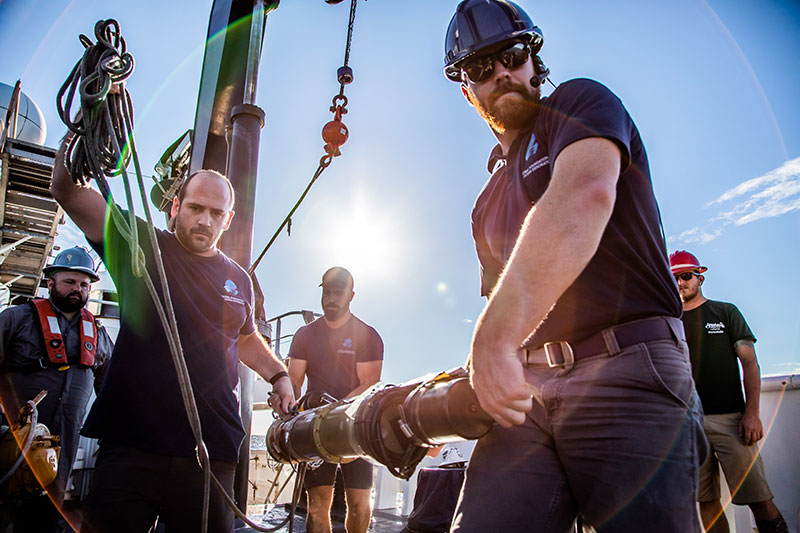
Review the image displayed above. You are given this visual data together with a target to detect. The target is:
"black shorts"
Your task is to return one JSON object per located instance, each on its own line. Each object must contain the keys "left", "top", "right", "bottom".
{"left": 303, "top": 458, "right": 374, "bottom": 490}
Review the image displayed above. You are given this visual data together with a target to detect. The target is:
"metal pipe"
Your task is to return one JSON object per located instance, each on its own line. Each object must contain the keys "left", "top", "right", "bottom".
{"left": 0, "top": 235, "right": 33, "bottom": 259}
{"left": 219, "top": 101, "right": 265, "bottom": 515}
{"left": 762, "top": 374, "right": 800, "bottom": 392}
{"left": 274, "top": 316, "right": 282, "bottom": 357}
{"left": 0, "top": 274, "right": 24, "bottom": 286}
{"left": 9, "top": 81, "right": 21, "bottom": 140}
{"left": 244, "top": 0, "right": 265, "bottom": 105}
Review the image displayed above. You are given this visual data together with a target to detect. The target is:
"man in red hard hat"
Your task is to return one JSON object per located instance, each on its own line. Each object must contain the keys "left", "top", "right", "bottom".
{"left": 671, "top": 250, "right": 788, "bottom": 533}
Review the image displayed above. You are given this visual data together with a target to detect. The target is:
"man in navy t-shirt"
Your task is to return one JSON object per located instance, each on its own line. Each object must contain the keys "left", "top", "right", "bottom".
{"left": 443, "top": 1, "right": 703, "bottom": 531}
{"left": 288, "top": 267, "right": 383, "bottom": 533}
{"left": 51, "top": 140, "right": 296, "bottom": 532}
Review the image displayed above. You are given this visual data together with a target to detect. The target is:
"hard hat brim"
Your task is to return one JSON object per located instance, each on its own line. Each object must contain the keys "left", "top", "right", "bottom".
{"left": 43, "top": 265, "right": 100, "bottom": 283}
{"left": 670, "top": 264, "right": 708, "bottom": 275}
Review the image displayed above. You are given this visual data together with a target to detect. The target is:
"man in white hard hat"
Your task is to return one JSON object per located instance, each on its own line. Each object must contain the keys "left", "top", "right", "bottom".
{"left": 0, "top": 245, "right": 112, "bottom": 532}
{"left": 671, "top": 250, "right": 787, "bottom": 533}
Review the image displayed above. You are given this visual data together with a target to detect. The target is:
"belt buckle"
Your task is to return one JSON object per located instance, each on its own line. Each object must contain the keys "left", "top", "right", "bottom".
{"left": 544, "top": 341, "right": 575, "bottom": 368}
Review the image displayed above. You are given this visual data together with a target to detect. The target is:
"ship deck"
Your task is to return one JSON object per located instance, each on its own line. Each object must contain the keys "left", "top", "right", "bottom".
{"left": 238, "top": 506, "right": 407, "bottom": 532}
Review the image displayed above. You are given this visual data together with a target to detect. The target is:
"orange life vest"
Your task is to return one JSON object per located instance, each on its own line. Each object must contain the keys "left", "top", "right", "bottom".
{"left": 31, "top": 299, "right": 97, "bottom": 367}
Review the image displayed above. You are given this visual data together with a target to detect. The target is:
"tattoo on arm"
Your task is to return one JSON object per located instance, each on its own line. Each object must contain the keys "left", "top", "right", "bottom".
{"left": 734, "top": 339, "right": 754, "bottom": 349}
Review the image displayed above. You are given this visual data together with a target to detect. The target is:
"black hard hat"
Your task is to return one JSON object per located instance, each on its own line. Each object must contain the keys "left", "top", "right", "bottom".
{"left": 42, "top": 246, "right": 100, "bottom": 282}
{"left": 444, "top": 0, "right": 544, "bottom": 82}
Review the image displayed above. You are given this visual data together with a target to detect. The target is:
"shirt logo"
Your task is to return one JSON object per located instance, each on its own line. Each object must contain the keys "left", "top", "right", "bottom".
{"left": 705, "top": 322, "right": 725, "bottom": 334}
{"left": 521, "top": 156, "right": 549, "bottom": 178}
{"left": 525, "top": 134, "right": 539, "bottom": 160}
{"left": 343, "top": 338, "right": 353, "bottom": 349}
{"left": 224, "top": 280, "right": 238, "bottom": 296}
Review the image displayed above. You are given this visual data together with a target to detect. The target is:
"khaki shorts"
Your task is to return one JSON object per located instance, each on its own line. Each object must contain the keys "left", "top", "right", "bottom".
{"left": 698, "top": 412, "right": 773, "bottom": 505}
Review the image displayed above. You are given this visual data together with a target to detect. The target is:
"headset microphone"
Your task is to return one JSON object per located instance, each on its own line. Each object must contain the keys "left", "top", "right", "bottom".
{"left": 529, "top": 76, "right": 541, "bottom": 88}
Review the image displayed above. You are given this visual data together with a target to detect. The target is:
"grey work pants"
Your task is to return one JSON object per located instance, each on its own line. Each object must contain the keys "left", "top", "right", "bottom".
{"left": 452, "top": 320, "right": 705, "bottom": 532}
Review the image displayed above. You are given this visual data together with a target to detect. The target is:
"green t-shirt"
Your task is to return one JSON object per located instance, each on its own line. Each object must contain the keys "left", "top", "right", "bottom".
{"left": 681, "top": 300, "right": 756, "bottom": 415}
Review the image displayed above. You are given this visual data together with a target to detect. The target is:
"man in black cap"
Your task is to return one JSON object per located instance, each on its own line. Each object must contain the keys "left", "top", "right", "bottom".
{"left": 0, "top": 245, "right": 112, "bottom": 531}
{"left": 442, "top": 1, "right": 704, "bottom": 531}
{"left": 288, "top": 267, "right": 384, "bottom": 533}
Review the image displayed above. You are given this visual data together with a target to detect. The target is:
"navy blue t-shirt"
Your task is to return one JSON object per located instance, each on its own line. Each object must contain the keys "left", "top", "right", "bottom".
{"left": 288, "top": 315, "right": 383, "bottom": 401}
{"left": 83, "top": 215, "right": 255, "bottom": 461}
{"left": 472, "top": 79, "right": 681, "bottom": 347}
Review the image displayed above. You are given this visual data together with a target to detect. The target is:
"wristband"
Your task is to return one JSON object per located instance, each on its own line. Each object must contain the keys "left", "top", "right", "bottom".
{"left": 269, "top": 370, "right": 289, "bottom": 385}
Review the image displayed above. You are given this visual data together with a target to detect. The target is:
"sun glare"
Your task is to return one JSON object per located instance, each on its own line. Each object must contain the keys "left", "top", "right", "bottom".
{"left": 315, "top": 191, "right": 403, "bottom": 283}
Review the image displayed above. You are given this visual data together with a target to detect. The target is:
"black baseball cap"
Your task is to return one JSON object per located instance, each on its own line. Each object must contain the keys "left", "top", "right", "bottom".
{"left": 319, "top": 267, "right": 353, "bottom": 289}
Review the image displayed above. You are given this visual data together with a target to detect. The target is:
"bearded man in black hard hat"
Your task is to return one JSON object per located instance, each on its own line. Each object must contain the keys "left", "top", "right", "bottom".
{"left": 443, "top": 1, "right": 705, "bottom": 531}
{"left": 0, "top": 245, "right": 112, "bottom": 532}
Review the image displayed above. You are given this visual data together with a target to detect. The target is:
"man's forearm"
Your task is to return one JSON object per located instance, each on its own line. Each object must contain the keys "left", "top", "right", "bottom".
{"left": 50, "top": 138, "right": 108, "bottom": 244}
{"left": 238, "top": 333, "right": 288, "bottom": 381}
{"left": 737, "top": 342, "right": 761, "bottom": 415}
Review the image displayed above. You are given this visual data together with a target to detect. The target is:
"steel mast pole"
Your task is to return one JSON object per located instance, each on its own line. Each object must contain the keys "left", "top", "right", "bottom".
{"left": 190, "top": 0, "right": 278, "bottom": 515}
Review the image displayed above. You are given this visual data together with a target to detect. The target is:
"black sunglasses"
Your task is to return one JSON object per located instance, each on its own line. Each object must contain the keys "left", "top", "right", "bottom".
{"left": 674, "top": 272, "right": 698, "bottom": 282}
{"left": 462, "top": 42, "right": 531, "bottom": 83}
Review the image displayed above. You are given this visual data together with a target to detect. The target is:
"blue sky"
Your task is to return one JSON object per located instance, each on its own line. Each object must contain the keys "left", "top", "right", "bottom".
{"left": 1, "top": 0, "right": 798, "bottom": 381}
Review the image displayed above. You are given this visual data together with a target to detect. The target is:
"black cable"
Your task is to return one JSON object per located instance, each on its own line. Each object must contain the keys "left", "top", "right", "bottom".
{"left": 56, "top": 19, "right": 134, "bottom": 198}
{"left": 248, "top": 155, "right": 332, "bottom": 274}
{"left": 342, "top": 0, "right": 357, "bottom": 71}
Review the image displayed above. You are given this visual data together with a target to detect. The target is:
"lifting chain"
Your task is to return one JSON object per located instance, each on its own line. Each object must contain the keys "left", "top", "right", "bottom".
{"left": 249, "top": 0, "right": 360, "bottom": 275}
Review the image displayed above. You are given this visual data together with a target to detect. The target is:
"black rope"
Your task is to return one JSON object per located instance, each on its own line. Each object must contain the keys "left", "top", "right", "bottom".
{"left": 56, "top": 19, "right": 134, "bottom": 199}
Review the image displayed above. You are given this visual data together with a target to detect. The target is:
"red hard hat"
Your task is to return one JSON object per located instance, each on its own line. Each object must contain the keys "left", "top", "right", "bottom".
{"left": 669, "top": 250, "right": 707, "bottom": 275}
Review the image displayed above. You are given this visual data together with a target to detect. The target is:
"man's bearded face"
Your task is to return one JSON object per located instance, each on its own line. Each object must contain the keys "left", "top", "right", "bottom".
{"left": 469, "top": 77, "right": 540, "bottom": 134}
{"left": 48, "top": 271, "right": 91, "bottom": 312}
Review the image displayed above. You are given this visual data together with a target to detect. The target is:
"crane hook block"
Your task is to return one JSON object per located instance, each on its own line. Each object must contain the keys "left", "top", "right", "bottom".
{"left": 337, "top": 66, "right": 354, "bottom": 85}
{"left": 322, "top": 119, "right": 349, "bottom": 154}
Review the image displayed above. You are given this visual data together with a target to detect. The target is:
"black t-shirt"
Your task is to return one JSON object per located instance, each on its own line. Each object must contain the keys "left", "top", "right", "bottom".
{"left": 288, "top": 315, "right": 383, "bottom": 401}
{"left": 471, "top": 78, "right": 681, "bottom": 347}
{"left": 83, "top": 215, "right": 255, "bottom": 461}
{"left": 681, "top": 299, "right": 756, "bottom": 415}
